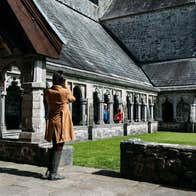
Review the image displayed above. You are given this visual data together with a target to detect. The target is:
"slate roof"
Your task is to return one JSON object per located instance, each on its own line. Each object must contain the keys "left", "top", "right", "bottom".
{"left": 101, "top": 0, "right": 194, "bottom": 20}
{"left": 142, "top": 59, "right": 196, "bottom": 87}
{"left": 32, "top": 0, "right": 153, "bottom": 88}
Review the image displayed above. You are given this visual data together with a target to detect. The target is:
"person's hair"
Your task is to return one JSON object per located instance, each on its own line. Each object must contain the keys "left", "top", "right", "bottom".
{"left": 52, "top": 71, "right": 65, "bottom": 86}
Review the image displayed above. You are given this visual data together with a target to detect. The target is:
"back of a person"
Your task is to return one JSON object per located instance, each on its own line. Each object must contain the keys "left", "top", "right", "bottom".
{"left": 46, "top": 86, "right": 70, "bottom": 116}
{"left": 44, "top": 71, "right": 76, "bottom": 181}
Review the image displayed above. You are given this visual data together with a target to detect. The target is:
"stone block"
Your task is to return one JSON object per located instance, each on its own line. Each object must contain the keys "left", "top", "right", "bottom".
{"left": 120, "top": 140, "right": 196, "bottom": 189}
{"left": 0, "top": 139, "right": 73, "bottom": 167}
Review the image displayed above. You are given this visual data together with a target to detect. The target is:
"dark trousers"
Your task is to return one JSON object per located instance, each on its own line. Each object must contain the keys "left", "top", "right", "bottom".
{"left": 52, "top": 138, "right": 64, "bottom": 152}
{"left": 48, "top": 136, "right": 64, "bottom": 173}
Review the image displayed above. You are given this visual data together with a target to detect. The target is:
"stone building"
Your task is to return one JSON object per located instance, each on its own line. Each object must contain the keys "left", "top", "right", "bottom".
{"left": 0, "top": 0, "right": 195, "bottom": 144}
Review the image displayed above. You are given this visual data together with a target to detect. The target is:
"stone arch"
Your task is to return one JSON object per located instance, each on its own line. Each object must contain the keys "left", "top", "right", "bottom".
{"left": 162, "top": 99, "right": 173, "bottom": 122}
{"left": 127, "top": 95, "right": 131, "bottom": 120}
{"left": 113, "top": 94, "right": 119, "bottom": 117}
{"left": 104, "top": 93, "right": 109, "bottom": 105}
{"left": 133, "top": 95, "right": 139, "bottom": 121}
{"left": 72, "top": 86, "right": 82, "bottom": 125}
{"left": 93, "top": 91, "right": 99, "bottom": 124}
{"left": 103, "top": 92, "right": 110, "bottom": 124}
{"left": 176, "top": 98, "right": 190, "bottom": 122}
{"left": 5, "top": 65, "right": 22, "bottom": 130}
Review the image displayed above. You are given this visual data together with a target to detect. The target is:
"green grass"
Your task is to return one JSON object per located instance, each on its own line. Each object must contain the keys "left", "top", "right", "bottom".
{"left": 70, "top": 132, "right": 196, "bottom": 172}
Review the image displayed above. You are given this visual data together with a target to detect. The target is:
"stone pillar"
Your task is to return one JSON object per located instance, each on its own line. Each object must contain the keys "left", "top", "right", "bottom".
{"left": 130, "top": 103, "right": 134, "bottom": 122}
{"left": 190, "top": 97, "right": 196, "bottom": 132}
{"left": 108, "top": 97, "right": 114, "bottom": 124}
{"left": 134, "top": 94, "right": 140, "bottom": 122}
{"left": 173, "top": 97, "right": 177, "bottom": 121}
{"left": 97, "top": 100, "right": 104, "bottom": 124}
{"left": 19, "top": 58, "right": 46, "bottom": 142}
{"left": 0, "top": 89, "right": 6, "bottom": 137}
{"left": 86, "top": 84, "right": 93, "bottom": 126}
{"left": 143, "top": 105, "right": 147, "bottom": 122}
{"left": 138, "top": 103, "right": 141, "bottom": 122}
{"left": 80, "top": 98, "right": 87, "bottom": 126}
{"left": 159, "top": 99, "right": 163, "bottom": 121}
{"left": 150, "top": 104, "right": 154, "bottom": 121}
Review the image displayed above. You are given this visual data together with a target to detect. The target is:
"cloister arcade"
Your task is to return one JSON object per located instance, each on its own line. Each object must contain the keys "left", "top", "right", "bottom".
{"left": 1, "top": 60, "right": 196, "bottom": 140}
{"left": 0, "top": 61, "right": 157, "bottom": 139}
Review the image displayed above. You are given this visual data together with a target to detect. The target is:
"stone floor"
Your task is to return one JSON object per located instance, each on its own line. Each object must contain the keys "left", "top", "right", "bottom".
{"left": 0, "top": 160, "right": 195, "bottom": 196}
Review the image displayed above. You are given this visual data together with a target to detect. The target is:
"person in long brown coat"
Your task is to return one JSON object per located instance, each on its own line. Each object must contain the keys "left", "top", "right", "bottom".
{"left": 45, "top": 71, "right": 75, "bottom": 180}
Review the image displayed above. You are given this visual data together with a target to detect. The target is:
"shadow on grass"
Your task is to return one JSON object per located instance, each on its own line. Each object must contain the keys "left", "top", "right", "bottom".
{"left": 0, "top": 167, "right": 44, "bottom": 179}
{"left": 92, "top": 170, "right": 121, "bottom": 178}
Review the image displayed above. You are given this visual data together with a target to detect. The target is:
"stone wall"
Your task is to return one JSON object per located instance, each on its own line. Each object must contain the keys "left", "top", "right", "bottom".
{"left": 159, "top": 122, "right": 191, "bottom": 132}
{"left": 121, "top": 140, "right": 196, "bottom": 189}
{"left": 0, "top": 140, "right": 73, "bottom": 167}
{"left": 74, "top": 122, "right": 158, "bottom": 141}
{"left": 127, "top": 122, "right": 148, "bottom": 135}
{"left": 92, "top": 124, "right": 123, "bottom": 139}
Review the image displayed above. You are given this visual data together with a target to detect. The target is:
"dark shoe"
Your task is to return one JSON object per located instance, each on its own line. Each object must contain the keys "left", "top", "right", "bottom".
{"left": 48, "top": 173, "right": 65, "bottom": 180}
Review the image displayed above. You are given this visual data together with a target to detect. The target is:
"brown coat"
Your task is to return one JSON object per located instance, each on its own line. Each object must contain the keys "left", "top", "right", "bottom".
{"left": 45, "top": 85, "right": 75, "bottom": 143}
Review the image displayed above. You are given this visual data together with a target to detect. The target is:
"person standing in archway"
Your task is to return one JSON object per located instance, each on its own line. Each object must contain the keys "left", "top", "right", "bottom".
{"left": 45, "top": 71, "right": 75, "bottom": 180}
{"left": 103, "top": 103, "right": 109, "bottom": 124}
{"left": 114, "top": 108, "right": 123, "bottom": 123}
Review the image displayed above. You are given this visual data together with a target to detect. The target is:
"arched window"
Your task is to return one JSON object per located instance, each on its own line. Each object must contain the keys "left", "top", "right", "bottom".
{"left": 103, "top": 94, "right": 109, "bottom": 124}
{"left": 133, "top": 96, "right": 137, "bottom": 121}
{"left": 72, "top": 86, "right": 82, "bottom": 125}
{"left": 113, "top": 94, "right": 119, "bottom": 117}
{"left": 93, "top": 92, "right": 99, "bottom": 124}
{"left": 176, "top": 98, "right": 190, "bottom": 122}
{"left": 141, "top": 100, "right": 145, "bottom": 121}
{"left": 5, "top": 66, "right": 22, "bottom": 129}
{"left": 162, "top": 99, "right": 173, "bottom": 122}
{"left": 127, "top": 96, "right": 131, "bottom": 120}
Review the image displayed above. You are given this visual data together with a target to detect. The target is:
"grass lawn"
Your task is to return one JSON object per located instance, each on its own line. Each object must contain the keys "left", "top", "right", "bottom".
{"left": 69, "top": 132, "right": 196, "bottom": 172}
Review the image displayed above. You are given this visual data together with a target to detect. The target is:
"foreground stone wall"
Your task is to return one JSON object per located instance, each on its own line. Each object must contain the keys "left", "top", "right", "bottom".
{"left": 0, "top": 140, "right": 73, "bottom": 167}
{"left": 121, "top": 140, "right": 196, "bottom": 189}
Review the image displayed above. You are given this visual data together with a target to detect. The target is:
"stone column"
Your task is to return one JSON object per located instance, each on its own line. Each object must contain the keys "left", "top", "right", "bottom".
{"left": 0, "top": 89, "right": 6, "bottom": 137}
{"left": 134, "top": 94, "right": 140, "bottom": 122}
{"left": 173, "top": 97, "right": 177, "bottom": 121}
{"left": 86, "top": 84, "right": 93, "bottom": 126}
{"left": 127, "top": 93, "right": 134, "bottom": 122}
{"left": 97, "top": 100, "right": 104, "bottom": 124}
{"left": 108, "top": 96, "right": 114, "bottom": 124}
{"left": 159, "top": 99, "right": 163, "bottom": 121}
{"left": 130, "top": 103, "right": 134, "bottom": 122}
{"left": 150, "top": 104, "right": 154, "bottom": 121}
{"left": 190, "top": 97, "right": 196, "bottom": 132}
{"left": 19, "top": 58, "right": 46, "bottom": 142}
{"left": 143, "top": 104, "right": 147, "bottom": 122}
{"left": 138, "top": 103, "right": 141, "bottom": 122}
{"left": 80, "top": 98, "right": 87, "bottom": 126}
